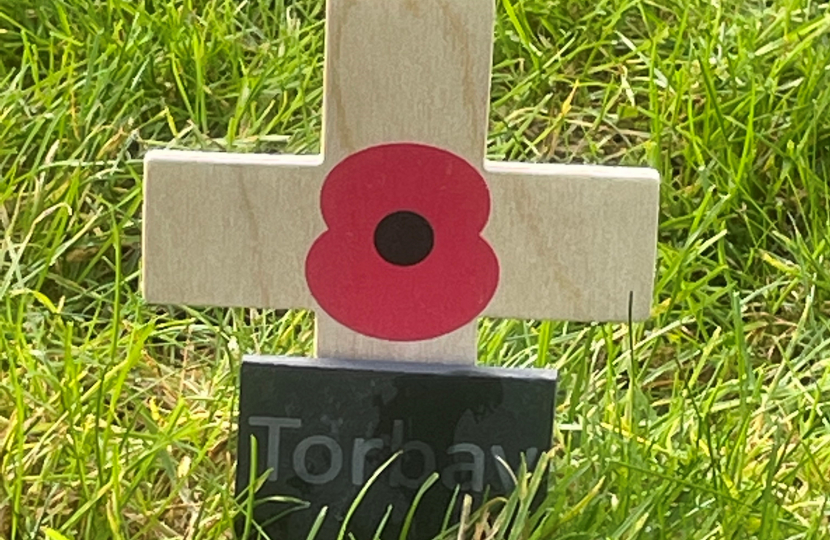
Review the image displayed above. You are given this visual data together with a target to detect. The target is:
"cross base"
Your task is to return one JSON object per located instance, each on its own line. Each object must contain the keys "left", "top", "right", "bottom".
{"left": 235, "top": 356, "right": 558, "bottom": 539}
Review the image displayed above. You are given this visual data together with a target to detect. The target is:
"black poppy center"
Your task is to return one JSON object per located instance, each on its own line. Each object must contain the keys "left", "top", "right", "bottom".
{"left": 374, "top": 211, "right": 435, "bottom": 267}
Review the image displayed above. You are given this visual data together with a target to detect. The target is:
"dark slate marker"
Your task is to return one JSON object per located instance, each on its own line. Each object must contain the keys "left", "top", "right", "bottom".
{"left": 235, "top": 356, "right": 557, "bottom": 540}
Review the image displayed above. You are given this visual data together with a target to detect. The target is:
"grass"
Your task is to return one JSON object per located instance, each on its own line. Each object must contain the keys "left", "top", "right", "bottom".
{"left": 1, "top": 0, "right": 829, "bottom": 538}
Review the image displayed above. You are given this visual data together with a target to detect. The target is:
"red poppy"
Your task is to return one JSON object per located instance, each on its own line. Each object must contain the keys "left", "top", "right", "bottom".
{"left": 305, "top": 143, "right": 500, "bottom": 341}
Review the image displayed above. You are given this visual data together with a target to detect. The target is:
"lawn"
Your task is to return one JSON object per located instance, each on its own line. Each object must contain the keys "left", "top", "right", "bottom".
{"left": 1, "top": 0, "right": 829, "bottom": 538}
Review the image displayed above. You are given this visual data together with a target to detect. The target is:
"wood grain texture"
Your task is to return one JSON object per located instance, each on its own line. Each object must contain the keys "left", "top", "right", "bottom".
{"left": 484, "top": 162, "right": 660, "bottom": 322}
{"left": 316, "top": 313, "right": 476, "bottom": 363}
{"left": 142, "top": 0, "right": 661, "bottom": 364}
{"left": 142, "top": 151, "right": 325, "bottom": 309}
{"left": 322, "top": 0, "right": 494, "bottom": 165}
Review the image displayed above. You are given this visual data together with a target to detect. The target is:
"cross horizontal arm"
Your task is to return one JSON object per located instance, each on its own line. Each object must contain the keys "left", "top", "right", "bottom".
{"left": 142, "top": 150, "right": 326, "bottom": 310}
{"left": 482, "top": 162, "right": 660, "bottom": 323}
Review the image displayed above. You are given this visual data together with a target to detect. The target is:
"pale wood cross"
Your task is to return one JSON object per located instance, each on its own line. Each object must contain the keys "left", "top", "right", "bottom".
{"left": 142, "top": 0, "right": 660, "bottom": 365}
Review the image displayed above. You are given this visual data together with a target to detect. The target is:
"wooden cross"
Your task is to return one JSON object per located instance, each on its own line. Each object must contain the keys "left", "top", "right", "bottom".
{"left": 142, "top": 0, "right": 660, "bottom": 364}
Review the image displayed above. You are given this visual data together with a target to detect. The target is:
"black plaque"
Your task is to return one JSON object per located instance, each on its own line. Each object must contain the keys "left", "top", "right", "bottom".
{"left": 235, "top": 356, "right": 557, "bottom": 540}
